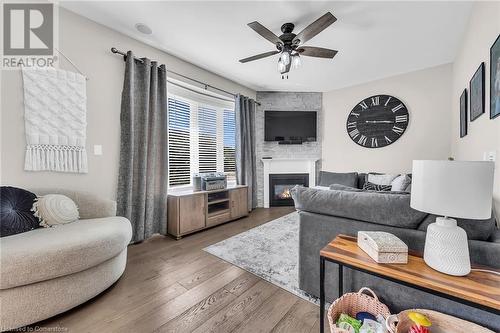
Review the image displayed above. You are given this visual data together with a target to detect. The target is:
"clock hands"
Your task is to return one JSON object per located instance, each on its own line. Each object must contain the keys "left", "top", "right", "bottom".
{"left": 364, "top": 120, "right": 393, "bottom": 124}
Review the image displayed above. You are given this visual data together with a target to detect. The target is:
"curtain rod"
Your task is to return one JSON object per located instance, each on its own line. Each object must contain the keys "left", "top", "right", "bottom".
{"left": 168, "top": 80, "right": 235, "bottom": 103}
{"left": 111, "top": 47, "right": 260, "bottom": 105}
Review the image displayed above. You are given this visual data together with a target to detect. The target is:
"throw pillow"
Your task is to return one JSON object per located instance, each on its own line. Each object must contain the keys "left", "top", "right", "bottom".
{"left": 391, "top": 174, "right": 412, "bottom": 192}
{"left": 363, "top": 182, "right": 392, "bottom": 191}
{"left": 319, "top": 171, "right": 358, "bottom": 187}
{"left": 367, "top": 173, "right": 399, "bottom": 185}
{"left": 33, "top": 194, "right": 79, "bottom": 227}
{"left": 0, "top": 186, "right": 40, "bottom": 237}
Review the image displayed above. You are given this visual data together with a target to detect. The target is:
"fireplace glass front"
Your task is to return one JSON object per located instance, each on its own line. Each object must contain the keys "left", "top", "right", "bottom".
{"left": 269, "top": 173, "right": 309, "bottom": 206}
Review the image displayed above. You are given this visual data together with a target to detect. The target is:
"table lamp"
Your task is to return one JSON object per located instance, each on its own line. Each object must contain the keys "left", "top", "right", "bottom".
{"left": 410, "top": 160, "right": 494, "bottom": 276}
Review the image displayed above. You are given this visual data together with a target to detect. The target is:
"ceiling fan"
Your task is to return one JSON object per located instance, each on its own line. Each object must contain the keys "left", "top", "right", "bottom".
{"left": 239, "top": 12, "right": 338, "bottom": 78}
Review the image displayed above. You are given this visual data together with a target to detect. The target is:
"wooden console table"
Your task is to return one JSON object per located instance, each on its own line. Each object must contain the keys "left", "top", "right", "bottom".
{"left": 319, "top": 235, "right": 500, "bottom": 333}
{"left": 167, "top": 185, "right": 248, "bottom": 239}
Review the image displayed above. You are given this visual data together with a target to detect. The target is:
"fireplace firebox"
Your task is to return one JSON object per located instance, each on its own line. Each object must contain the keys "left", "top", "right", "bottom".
{"left": 269, "top": 173, "right": 309, "bottom": 206}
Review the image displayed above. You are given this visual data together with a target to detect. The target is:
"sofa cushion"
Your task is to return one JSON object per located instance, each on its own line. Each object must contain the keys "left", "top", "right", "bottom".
{"left": 362, "top": 182, "right": 392, "bottom": 191}
{"left": 391, "top": 174, "right": 412, "bottom": 192}
{"left": 329, "top": 184, "right": 363, "bottom": 192}
{"left": 32, "top": 189, "right": 116, "bottom": 219}
{"left": 0, "top": 216, "right": 132, "bottom": 289}
{"left": 33, "top": 194, "right": 79, "bottom": 227}
{"left": 367, "top": 173, "right": 399, "bottom": 185}
{"left": 0, "top": 186, "right": 40, "bottom": 237}
{"left": 319, "top": 171, "right": 358, "bottom": 187}
{"left": 292, "top": 186, "right": 427, "bottom": 229}
{"left": 418, "top": 214, "right": 496, "bottom": 241}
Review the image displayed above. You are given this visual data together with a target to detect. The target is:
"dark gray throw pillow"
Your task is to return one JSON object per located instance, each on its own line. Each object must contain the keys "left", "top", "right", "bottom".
{"left": 363, "top": 182, "right": 392, "bottom": 191}
{"left": 0, "top": 186, "right": 40, "bottom": 237}
{"left": 319, "top": 171, "right": 358, "bottom": 187}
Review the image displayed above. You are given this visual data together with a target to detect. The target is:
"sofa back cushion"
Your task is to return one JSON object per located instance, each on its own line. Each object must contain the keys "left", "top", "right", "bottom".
{"left": 32, "top": 189, "right": 116, "bottom": 219}
{"left": 319, "top": 171, "right": 358, "bottom": 188}
{"left": 292, "top": 186, "right": 427, "bottom": 229}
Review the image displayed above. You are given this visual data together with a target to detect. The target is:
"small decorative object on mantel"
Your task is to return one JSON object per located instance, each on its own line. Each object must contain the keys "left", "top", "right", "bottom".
{"left": 357, "top": 231, "right": 408, "bottom": 264}
{"left": 491, "top": 34, "right": 500, "bottom": 119}
{"left": 470, "top": 62, "right": 485, "bottom": 121}
{"left": 22, "top": 67, "right": 88, "bottom": 173}
{"left": 459, "top": 89, "right": 467, "bottom": 138}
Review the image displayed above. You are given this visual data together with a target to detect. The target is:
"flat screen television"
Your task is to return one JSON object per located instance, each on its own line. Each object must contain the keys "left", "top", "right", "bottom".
{"left": 264, "top": 111, "right": 317, "bottom": 142}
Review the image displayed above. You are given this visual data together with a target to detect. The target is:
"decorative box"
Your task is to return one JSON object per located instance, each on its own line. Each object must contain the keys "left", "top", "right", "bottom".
{"left": 357, "top": 231, "right": 408, "bottom": 264}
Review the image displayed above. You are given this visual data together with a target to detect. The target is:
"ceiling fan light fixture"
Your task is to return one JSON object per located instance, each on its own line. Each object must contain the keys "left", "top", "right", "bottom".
{"left": 277, "top": 59, "right": 286, "bottom": 73}
{"left": 292, "top": 54, "right": 301, "bottom": 69}
{"left": 280, "top": 51, "right": 290, "bottom": 66}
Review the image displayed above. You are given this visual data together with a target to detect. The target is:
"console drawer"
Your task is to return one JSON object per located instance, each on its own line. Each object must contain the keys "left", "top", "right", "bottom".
{"left": 207, "top": 211, "right": 231, "bottom": 227}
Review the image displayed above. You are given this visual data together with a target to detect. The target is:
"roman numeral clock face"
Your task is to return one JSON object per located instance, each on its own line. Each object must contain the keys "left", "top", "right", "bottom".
{"left": 346, "top": 95, "right": 409, "bottom": 148}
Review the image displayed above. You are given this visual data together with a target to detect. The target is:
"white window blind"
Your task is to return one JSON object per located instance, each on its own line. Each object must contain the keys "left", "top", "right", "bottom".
{"left": 198, "top": 106, "right": 218, "bottom": 173}
{"left": 167, "top": 93, "right": 236, "bottom": 187}
{"left": 168, "top": 98, "right": 191, "bottom": 186}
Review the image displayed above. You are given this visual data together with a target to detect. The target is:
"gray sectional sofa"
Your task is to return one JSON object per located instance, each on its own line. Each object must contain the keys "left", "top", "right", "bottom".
{"left": 293, "top": 173, "right": 500, "bottom": 331}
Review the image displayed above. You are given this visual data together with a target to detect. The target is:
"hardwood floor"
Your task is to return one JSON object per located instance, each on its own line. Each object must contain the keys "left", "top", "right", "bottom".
{"left": 36, "top": 207, "right": 323, "bottom": 333}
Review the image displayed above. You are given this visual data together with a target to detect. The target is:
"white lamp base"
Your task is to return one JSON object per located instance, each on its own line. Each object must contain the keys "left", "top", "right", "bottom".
{"left": 423, "top": 216, "right": 471, "bottom": 276}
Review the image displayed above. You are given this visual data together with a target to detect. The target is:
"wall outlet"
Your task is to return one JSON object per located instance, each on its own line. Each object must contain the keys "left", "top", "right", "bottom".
{"left": 94, "top": 145, "right": 103, "bottom": 156}
{"left": 483, "top": 151, "right": 496, "bottom": 162}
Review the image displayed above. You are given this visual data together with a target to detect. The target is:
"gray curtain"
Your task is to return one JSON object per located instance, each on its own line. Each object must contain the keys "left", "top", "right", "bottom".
{"left": 235, "top": 94, "right": 257, "bottom": 210}
{"left": 117, "top": 51, "right": 168, "bottom": 242}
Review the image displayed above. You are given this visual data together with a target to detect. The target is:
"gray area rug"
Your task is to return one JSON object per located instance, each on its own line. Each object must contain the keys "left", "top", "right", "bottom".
{"left": 204, "top": 211, "right": 319, "bottom": 304}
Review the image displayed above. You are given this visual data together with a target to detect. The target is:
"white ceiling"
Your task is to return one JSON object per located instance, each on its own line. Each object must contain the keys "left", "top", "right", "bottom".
{"left": 60, "top": 1, "right": 473, "bottom": 92}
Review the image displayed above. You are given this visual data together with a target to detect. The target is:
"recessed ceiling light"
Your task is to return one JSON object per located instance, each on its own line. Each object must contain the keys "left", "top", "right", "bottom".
{"left": 135, "top": 23, "right": 152, "bottom": 35}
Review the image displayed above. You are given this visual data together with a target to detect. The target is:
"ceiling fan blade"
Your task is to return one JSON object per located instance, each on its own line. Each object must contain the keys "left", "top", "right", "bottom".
{"left": 239, "top": 50, "right": 280, "bottom": 63}
{"left": 247, "top": 21, "right": 283, "bottom": 46}
{"left": 293, "top": 12, "right": 337, "bottom": 45}
{"left": 297, "top": 46, "right": 338, "bottom": 58}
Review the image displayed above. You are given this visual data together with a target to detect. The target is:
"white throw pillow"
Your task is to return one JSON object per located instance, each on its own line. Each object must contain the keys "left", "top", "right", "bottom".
{"left": 367, "top": 173, "right": 399, "bottom": 186}
{"left": 391, "top": 174, "right": 412, "bottom": 192}
{"left": 32, "top": 194, "right": 79, "bottom": 227}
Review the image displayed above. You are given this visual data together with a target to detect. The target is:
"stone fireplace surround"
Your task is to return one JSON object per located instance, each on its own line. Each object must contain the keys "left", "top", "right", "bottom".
{"left": 255, "top": 91, "right": 322, "bottom": 207}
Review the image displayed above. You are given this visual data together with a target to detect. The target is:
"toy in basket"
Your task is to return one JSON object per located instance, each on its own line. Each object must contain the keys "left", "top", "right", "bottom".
{"left": 328, "top": 287, "right": 391, "bottom": 333}
{"left": 385, "top": 309, "right": 494, "bottom": 333}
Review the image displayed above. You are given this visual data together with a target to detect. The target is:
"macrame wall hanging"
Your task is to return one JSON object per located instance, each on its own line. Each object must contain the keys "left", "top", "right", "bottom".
{"left": 22, "top": 67, "right": 88, "bottom": 173}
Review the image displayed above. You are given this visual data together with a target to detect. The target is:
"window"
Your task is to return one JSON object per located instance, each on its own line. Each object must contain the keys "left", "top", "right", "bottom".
{"left": 168, "top": 93, "right": 236, "bottom": 187}
{"left": 223, "top": 109, "right": 236, "bottom": 175}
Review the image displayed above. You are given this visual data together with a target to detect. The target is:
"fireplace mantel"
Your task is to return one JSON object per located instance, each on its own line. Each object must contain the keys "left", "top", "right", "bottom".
{"left": 261, "top": 158, "right": 319, "bottom": 208}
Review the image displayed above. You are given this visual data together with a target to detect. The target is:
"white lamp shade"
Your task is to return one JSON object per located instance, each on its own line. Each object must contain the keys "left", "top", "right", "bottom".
{"left": 411, "top": 160, "right": 494, "bottom": 219}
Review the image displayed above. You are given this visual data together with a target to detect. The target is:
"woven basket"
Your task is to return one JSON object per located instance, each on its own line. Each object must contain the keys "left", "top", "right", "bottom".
{"left": 327, "top": 287, "right": 391, "bottom": 333}
{"left": 385, "top": 309, "right": 494, "bottom": 333}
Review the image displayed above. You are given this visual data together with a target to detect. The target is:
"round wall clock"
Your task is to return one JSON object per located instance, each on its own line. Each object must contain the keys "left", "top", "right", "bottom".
{"left": 346, "top": 94, "right": 409, "bottom": 148}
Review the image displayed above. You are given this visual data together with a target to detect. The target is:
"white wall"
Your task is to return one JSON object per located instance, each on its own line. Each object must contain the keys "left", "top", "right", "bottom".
{"left": 450, "top": 1, "right": 500, "bottom": 219}
{"left": 322, "top": 64, "right": 452, "bottom": 174}
{"left": 1, "top": 8, "right": 255, "bottom": 199}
